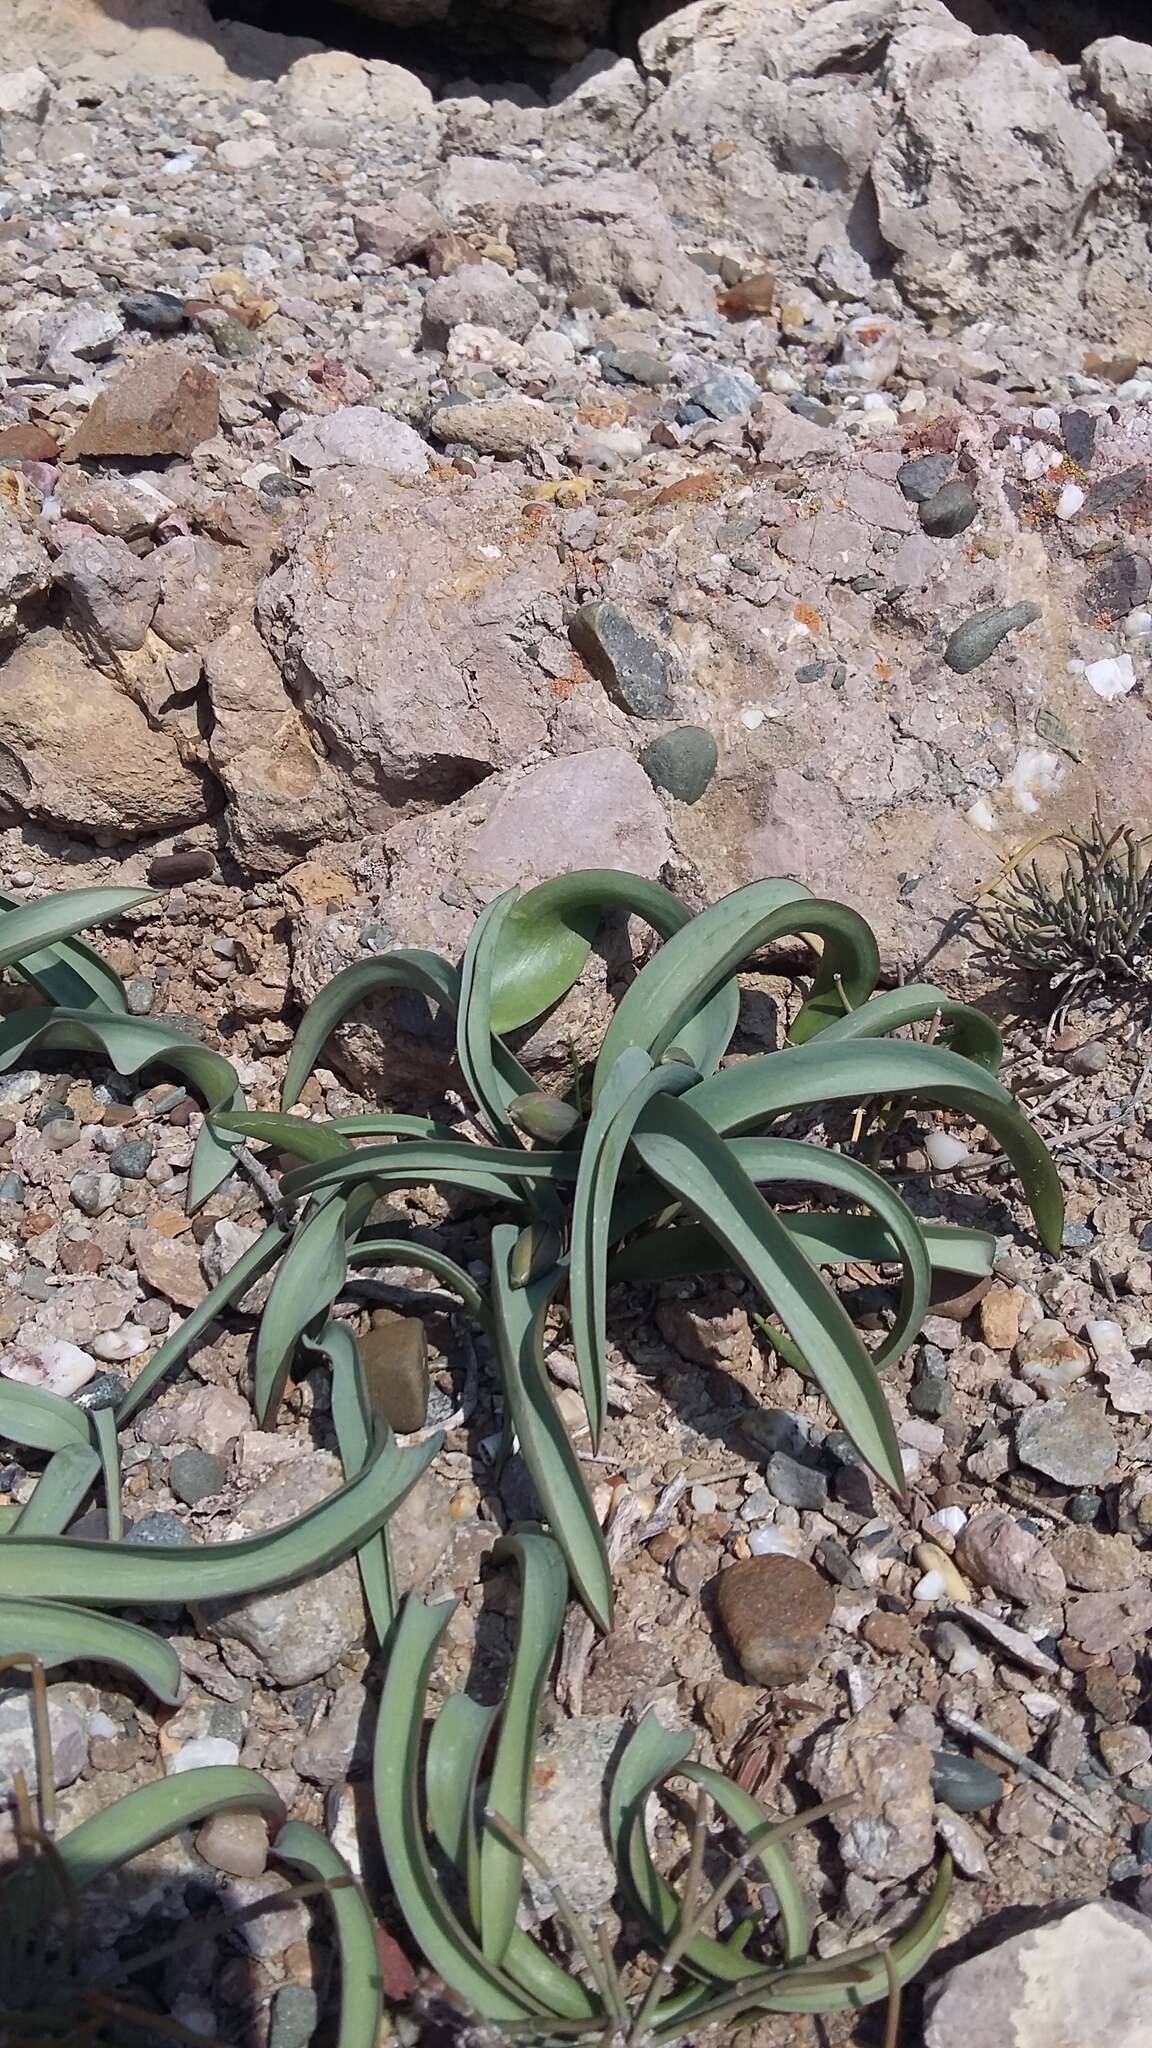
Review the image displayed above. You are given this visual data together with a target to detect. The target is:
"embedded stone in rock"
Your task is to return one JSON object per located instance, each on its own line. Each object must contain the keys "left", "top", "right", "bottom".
{"left": 523, "top": 1716, "right": 625, "bottom": 1921}
{"left": 282, "top": 407, "right": 429, "bottom": 477}
{"left": 169, "top": 1448, "right": 227, "bottom": 1506}
{"left": 639, "top": 725, "right": 718, "bottom": 804}
{"left": 353, "top": 192, "right": 446, "bottom": 264}
{"left": 806, "top": 1701, "right": 935, "bottom": 1882}
{"left": 1084, "top": 551, "right": 1152, "bottom": 622}
{"left": 919, "top": 480, "right": 978, "bottom": 538}
{"left": 1016, "top": 1395, "right": 1118, "bottom": 1487}
{"left": 924, "top": 1901, "right": 1152, "bottom": 2048}
{"left": 422, "top": 260, "right": 540, "bottom": 345}
{"left": 898, "top": 454, "right": 954, "bottom": 503}
{"left": 510, "top": 173, "right": 715, "bottom": 319}
{"left": 61, "top": 348, "right": 219, "bottom": 461}
{"left": 360, "top": 1311, "right": 429, "bottom": 1435}
{"left": 428, "top": 395, "right": 564, "bottom": 459}
{"left": 134, "top": 1230, "right": 207, "bottom": 1310}
{"left": 1053, "top": 1525, "right": 1140, "bottom": 1592}
{"left": 569, "top": 601, "right": 673, "bottom": 719}
{"left": 944, "top": 603, "right": 1042, "bottom": 675}
{"left": 715, "top": 1554, "right": 834, "bottom": 1686}
{"left": 1083, "top": 38, "right": 1152, "bottom": 144}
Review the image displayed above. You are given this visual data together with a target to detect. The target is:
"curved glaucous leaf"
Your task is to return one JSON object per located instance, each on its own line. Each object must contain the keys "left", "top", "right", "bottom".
{"left": 0, "top": 1007, "right": 245, "bottom": 1209}
{"left": 280, "top": 1141, "right": 577, "bottom": 1210}
{"left": 350, "top": 1234, "right": 491, "bottom": 1331}
{"left": 274, "top": 1820, "right": 383, "bottom": 2048}
{"left": 0, "top": 887, "right": 143, "bottom": 1014}
{"left": 92, "top": 1405, "right": 123, "bottom": 1541}
{"left": 490, "top": 1226, "right": 613, "bottom": 1629}
{"left": 1, "top": 1422, "right": 440, "bottom": 1605}
{"left": 281, "top": 949, "right": 462, "bottom": 1112}
{"left": 628, "top": 1096, "right": 904, "bottom": 1492}
{"left": 570, "top": 1048, "right": 695, "bottom": 1445}
{"left": 611, "top": 1215, "right": 995, "bottom": 1292}
{"left": 212, "top": 1109, "right": 355, "bottom": 1164}
{"left": 488, "top": 869, "right": 694, "bottom": 1034}
{"left": 0, "top": 1598, "right": 182, "bottom": 1703}
{"left": 806, "top": 983, "right": 1003, "bottom": 1073}
{"left": 116, "top": 1220, "right": 288, "bottom": 1427}
{"left": 458, "top": 890, "right": 524, "bottom": 1143}
{"left": 648, "top": 1856, "right": 953, "bottom": 2033}
{"left": 609, "top": 1713, "right": 811, "bottom": 1987}
{"left": 312, "top": 1317, "right": 396, "bottom": 1642}
{"left": 684, "top": 1037, "right": 1063, "bottom": 1254}
{"left": 0, "top": 1378, "right": 91, "bottom": 1452}
{"left": 13, "top": 1442, "right": 100, "bottom": 1534}
{"left": 595, "top": 882, "right": 879, "bottom": 1100}
{"left": 54, "top": 1767, "right": 286, "bottom": 1889}
{"left": 373, "top": 1593, "right": 545, "bottom": 2023}
{"left": 254, "top": 1193, "right": 361, "bottom": 1427}
{"left": 0, "top": 886, "right": 155, "bottom": 975}
{"left": 479, "top": 1531, "right": 569, "bottom": 1966}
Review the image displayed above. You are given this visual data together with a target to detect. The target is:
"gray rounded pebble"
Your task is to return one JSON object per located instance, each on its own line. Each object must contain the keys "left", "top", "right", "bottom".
{"left": 124, "top": 975, "right": 157, "bottom": 1016}
{"left": 69, "top": 1170, "right": 122, "bottom": 1217}
{"left": 0, "top": 1172, "right": 24, "bottom": 1204}
{"left": 125, "top": 1511, "right": 196, "bottom": 1547}
{"left": 1068, "top": 1491, "right": 1103, "bottom": 1524}
{"left": 897, "top": 453, "right": 954, "bottom": 502}
{"left": 169, "top": 1448, "right": 227, "bottom": 1506}
{"left": 944, "top": 602, "right": 1041, "bottom": 675}
{"left": 121, "top": 289, "right": 186, "bottom": 332}
{"left": 35, "top": 1103, "right": 73, "bottom": 1129}
{"left": 73, "top": 1372, "right": 130, "bottom": 1413}
{"left": 639, "top": 725, "right": 719, "bottom": 805}
{"left": 931, "top": 1749, "right": 1005, "bottom": 1813}
{"left": 919, "top": 479, "right": 979, "bottom": 537}
{"left": 109, "top": 1137, "right": 154, "bottom": 1179}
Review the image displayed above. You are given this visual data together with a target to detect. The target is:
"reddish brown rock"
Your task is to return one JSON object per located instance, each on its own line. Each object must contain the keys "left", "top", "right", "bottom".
{"left": 62, "top": 348, "right": 219, "bottom": 461}
{"left": 715, "top": 1555, "right": 834, "bottom": 1686}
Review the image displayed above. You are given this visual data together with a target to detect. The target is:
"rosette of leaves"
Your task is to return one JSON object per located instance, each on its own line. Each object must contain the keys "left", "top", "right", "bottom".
{"left": 372, "top": 1530, "right": 953, "bottom": 2043}
{"left": 213, "top": 873, "right": 1062, "bottom": 1629}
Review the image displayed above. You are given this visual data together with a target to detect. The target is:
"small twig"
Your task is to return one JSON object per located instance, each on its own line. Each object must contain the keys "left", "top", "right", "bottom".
{"left": 944, "top": 1709, "right": 1112, "bottom": 1834}
{"left": 991, "top": 1480, "right": 1074, "bottom": 1527}
{"left": 235, "top": 1141, "right": 288, "bottom": 1215}
{"left": 631, "top": 1787, "right": 711, "bottom": 2040}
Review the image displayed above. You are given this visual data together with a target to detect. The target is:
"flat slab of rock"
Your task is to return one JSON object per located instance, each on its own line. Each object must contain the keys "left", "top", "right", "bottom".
{"left": 62, "top": 347, "right": 219, "bottom": 460}
{"left": 1016, "top": 1395, "right": 1118, "bottom": 1487}
{"left": 926, "top": 1900, "right": 1152, "bottom": 2048}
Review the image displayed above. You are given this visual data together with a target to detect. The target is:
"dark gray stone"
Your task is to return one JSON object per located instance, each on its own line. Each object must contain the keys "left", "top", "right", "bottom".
{"left": 73, "top": 1372, "right": 129, "bottom": 1413}
{"left": 121, "top": 290, "right": 186, "bottom": 333}
{"left": 1084, "top": 466, "right": 1145, "bottom": 516}
{"left": 639, "top": 725, "right": 718, "bottom": 805}
{"left": 919, "top": 480, "right": 979, "bottom": 538}
{"left": 931, "top": 1749, "right": 1005, "bottom": 1813}
{"left": 944, "top": 603, "right": 1042, "bottom": 674}
{"left": 766, "top": 1449, "right": 828, "bottom": 1511}
{"left": 1061, "top": 408, "right": 1097, "bottom": 465}
{"left": 109, "top": 1136, "right": 154, "bottom": 1179}
{"left": 600, "top": 347, "right": 670, "bottom": 387}
{"left": 169, "top": 1448, "right": 227, "bottom": 1505}
{"left": 124, "top": 974, "right": 156, "bottom": 1016}
{"left": 125, "top": 1511, "right": 196, "bottom": 1546}
{"left": 898, "top": 453, "right": 954, "bottom": 502}
{"left": 1083, "top": 551, "right": 1152, "bottom": 622}
{"left": 569, "top": 601, "right": 673, "bottom": 719}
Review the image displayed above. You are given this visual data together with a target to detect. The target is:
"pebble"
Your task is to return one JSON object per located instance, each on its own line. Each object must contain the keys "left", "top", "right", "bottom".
{"left": 91, "top": 1326, "right": 150, "bottom": 1362}
{"left": 121, "top": 289, "right": 187, "bottom": 333}
{"left": 914, "top": 1540, "right": 970, "bottom": 1600}
{"left": 897, "top": 453, "right": 954, "bottom": 502}
{"left": 956, "top": 1511, "right": 1066, "bottom": 1605}
{"left": 1055, "top": 483, "right": 1086, "bottom": 519}
{"left": 269, "top": 1987, "right": 320, "bottom": 2048}
{"left": 925, "top": 1130, "right": 970, "bottom": 1171}
{"left": 124, "top": 974, "right": 156, "bottom": 1016}
{"left": 108, "top": 1137, "right": 154, "bottom": 1179}
{"left": 568, "top": 600, "right": 674, "bottom": 719}
{"left": 62, "top": 347, "right": 219, "bottom": 461}
{"left": 919, "top": 479, "right": 978, "bottom": 537}
{"left": 0, "top": 1339, "right": 97, "bottom": 1399}
{"left": 168, "top": 1735, "right": 241, "bottom": 1774}
{"left": 148, "top": 849, "right": 215, "bottom": 886}
{"left": 197, "top": 1808, "right": 270, "bottom": 1877}
{"left": 931, "top": 1749, "right": 1005, "bottom": 1813}
{"left": 73, "top": 1371, "right": 129, "bottom": 1412}
{"left": 944, "top": 602, "right": 1042, "bottom": 674}
{"left": 691, "top": 367, "right": 760, "bottom": 419}
{"left": 1067, "top": 1491, "right": 1103, "bottom": 1523}
{"left": 69, "top": 1170, "right": 121, "bottom": 1217}
{"left": 169, "top": 1448, "right": 227, "bottom": 1505}
{"left": 125, "top": 1511, "right": 196, "bottom": 1547}
{"left": 1083, "top": 654, "right": 1137, "bottom": 700}
{"left": 1016, "top": 1395, "right": 1119, "bottom": 1487}
{"left": 766, "top": 1449, "right": 828, "bottom": 1511}
{"left": 715, "top": 1554, "right": 834, "bottom": 1685}
{"left": 360, "top": 1312, "right": 429, "bottom": 1435}
{"left": 638, "top": 725, "right": 718, "bottom": 805}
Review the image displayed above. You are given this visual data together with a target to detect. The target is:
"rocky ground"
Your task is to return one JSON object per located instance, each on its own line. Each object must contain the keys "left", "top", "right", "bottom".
{"left": 3, "top": 1, "right": 1152, "bottom": 2042}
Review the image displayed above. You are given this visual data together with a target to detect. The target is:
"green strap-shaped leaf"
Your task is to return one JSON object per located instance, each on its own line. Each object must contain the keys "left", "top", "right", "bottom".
{"left": 595, "top": 882, "right": 878, "bottom": 1100}
{"left": 0, "top": 886, "right": 140, "bottom": 1013}
{"left": 350, "top": 1235, "right": 492, "bottom": 1331}
{"left": 628, "top": 1097, "right": 904, "bottom": 1491}
{"left": 491, "top": 1226, "right": 613, "bottom": 1629}
{"left": 116, "top": 1220, "right": 288, "bottom": 1427}
{"left": 805, "top": 983, "right": 1002, "bottom": 1073}
{"left": 280, "top": 1141, "right": 577, "bottom": 1209}
{"left": 570, "top": 1049, "right": 694, "bottom": 1445}
{"left": 214, "top": 1110, "right": 461, "bottom": 1162}
{"left": 0, "top": 1598, "right": 182, "bottom": 1702}
{"left": 0, "top": 1378, "right": 91, "bottom": 1452}
{"left": 315, "top": 1317, "right": 397, "bottom": 1641}
{"left": 255, "top": 1194, "right": 356, "bottom": 1427}
{"left": 611, "top": 1214, "right": 995, "bottom": 1291}
{"left": 92, "top": 1405, "right": 123, "bottom": 1540}
{"left": 373, "top": 1594, "right": 545, "bottom": 2022}
{"left": 479, "top": 1531, "right": 569, "bottom": 1965}
{"left": 274, "top": 1820, "right": 383, "bottom": 2048}
{"left": 55, "top": 1767, "right": 285, "bottom": 1888}
{"left": 13, "top": 1442, "right": 100, "bottom": 1534}
{"left": 0, "top": 1423, "right": 440, "bottom": 1604}
{"left": 457, "top": 890, "right": 523, "bottom": 1143}
{"left": 684, "top": 1038, "right": 1063, "bottom": 1253}
{"left": 0, "top": 886, "right": 155, "bottom": 973}
{"left": 0, "top": 1008, "right": 245, "bottom": 1209}
{"left": 489, "top": 870, "right": 695, "bottom": 1034}
{"left": 281, "top": 949, "right": 462, "bottom": 1111}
